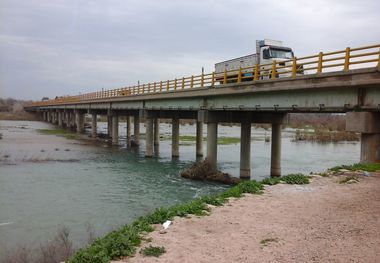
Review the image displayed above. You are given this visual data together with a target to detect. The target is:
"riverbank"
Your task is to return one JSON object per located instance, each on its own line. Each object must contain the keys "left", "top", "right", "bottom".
{"left": 116, "top": 169, "right": 380, "bottom": 263}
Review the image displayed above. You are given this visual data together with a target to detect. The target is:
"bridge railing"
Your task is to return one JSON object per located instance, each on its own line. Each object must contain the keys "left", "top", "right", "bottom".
{"left": 26, "top": 44, "right": 380, "bottom": 107}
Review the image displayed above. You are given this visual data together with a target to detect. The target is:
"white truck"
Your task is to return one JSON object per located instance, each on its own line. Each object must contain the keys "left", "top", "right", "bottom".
{"left": 215, "top": 39, "right": 301, "bottom": 83}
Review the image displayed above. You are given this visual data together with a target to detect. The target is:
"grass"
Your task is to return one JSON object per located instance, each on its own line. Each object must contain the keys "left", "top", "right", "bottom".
{"left": 261, "top": 173, "right": 310, "bottom": 185}
{"left": 330, "top": 163, "right": 380, "bottom": 173}
{"left": 260, "top": 238, "right": 279, "bottom": 246}
{"left": 37, "top": 128, "right": 79, "bottom": 139}
{"left": 140, "top": 246, "right": 166, "bottom": 257}
{"left": 177, "top": 135, "right": 241, "bottom": 145}
{"left": 67, "top": 180, "right": 264, "bottom": 263}
{"left": 67, "top": 176, "right": 314, "bottom": 262}
{"left": 339, "top": 175, "right": 359, "bottom": 184}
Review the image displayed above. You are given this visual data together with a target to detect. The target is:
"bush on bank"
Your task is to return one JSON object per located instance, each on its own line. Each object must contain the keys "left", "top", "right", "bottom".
{"left": 69, "top": 174, "right": 312, "bottom": 263}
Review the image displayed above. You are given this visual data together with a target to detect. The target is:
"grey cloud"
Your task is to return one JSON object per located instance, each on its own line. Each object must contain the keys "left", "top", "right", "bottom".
{"left": 0, "top": 0, "right": 379, "bottom": 99}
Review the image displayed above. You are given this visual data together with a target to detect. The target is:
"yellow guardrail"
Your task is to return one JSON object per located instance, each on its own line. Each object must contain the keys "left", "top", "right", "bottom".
{"left": 26, "top": 44, "right": 380, "bottom": 107}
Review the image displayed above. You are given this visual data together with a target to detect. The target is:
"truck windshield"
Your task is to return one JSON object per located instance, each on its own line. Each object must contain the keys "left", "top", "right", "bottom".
{"left": 269, "top": 48, "right": 293, "bottom": 59}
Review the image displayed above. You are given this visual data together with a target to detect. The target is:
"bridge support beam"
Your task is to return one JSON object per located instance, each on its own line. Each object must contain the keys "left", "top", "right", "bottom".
{"left": 346, "top": 112, "right": 380, "bottom": 163}
{"left": 270, "top": 123, "right": 282, "bottom": 177}
{"left": 207, "top": 122, "right": 218, "bottom": 169}
{"left": 91, "top": 113, "right": 97, "bottom": 138}
{"left": 126, "top": 116, "right": 131, "bottom": 146}
{"left": 240, "top": 122, "right": 251, "bottom": 179}
{"left": 196, "top": 121, "right": 203, "bottom": 157}
{"left": 146, "top": 117, "right": 154, "bottom": 157}
{"left": 154, "top": 118, "right": 160, "bottom": 146}
{"left": 107, "top": 115, "right": 112, "bottom": 138}
{"left": 172, "top": 116, "right": 180, "bottom": 157}
{"left": 112, "top": 115, "right": 119, "bottom": 145}
{"left": 133, "top": 115, "right": 140, "bottom": 146}
{"left": 75, "top": 111, "right": 85, "bottom": 133}
{"left": 58, "top": 111, "right": 63, "bottom": 127}
{"left": 47, "top": 111, "right": 51, "bottom": 123}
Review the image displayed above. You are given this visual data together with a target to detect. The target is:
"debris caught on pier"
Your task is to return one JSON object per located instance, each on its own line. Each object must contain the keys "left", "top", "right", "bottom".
{"left": 180, "top": 159, "right": 240, "bottom": 185}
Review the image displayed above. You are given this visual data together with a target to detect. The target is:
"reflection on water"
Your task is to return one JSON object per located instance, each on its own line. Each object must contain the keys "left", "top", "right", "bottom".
{"left": 0, "top": 120, "right": 359, "bottom": 254}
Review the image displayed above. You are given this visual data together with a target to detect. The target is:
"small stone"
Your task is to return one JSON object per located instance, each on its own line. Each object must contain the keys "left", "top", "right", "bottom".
{"left": 159, "top": 230, "right": 167, "bottom": 234}
{"left": 346, "top": 179, "right": 358, "bottom": 184}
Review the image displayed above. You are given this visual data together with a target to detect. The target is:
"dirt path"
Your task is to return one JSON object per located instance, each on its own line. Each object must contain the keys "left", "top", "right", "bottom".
{"left": 116, "top": 174, "right": 380, "bottom": 263}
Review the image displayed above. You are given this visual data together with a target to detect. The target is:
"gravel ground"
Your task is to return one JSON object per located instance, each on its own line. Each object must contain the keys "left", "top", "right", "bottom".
{"left": 114, "top": 173, "right": 380, "bottom": 263}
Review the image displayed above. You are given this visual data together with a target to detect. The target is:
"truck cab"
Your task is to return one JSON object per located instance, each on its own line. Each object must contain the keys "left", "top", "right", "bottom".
{"left": 257, "top": 39, "right": 296, "bottom": 78}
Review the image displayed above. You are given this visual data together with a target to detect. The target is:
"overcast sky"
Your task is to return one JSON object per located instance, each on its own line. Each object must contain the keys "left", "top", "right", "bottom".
{"left": 0, "top": 0, "right": 379, "bottom": 100}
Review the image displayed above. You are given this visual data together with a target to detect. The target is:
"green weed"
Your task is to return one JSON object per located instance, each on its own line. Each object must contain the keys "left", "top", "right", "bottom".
{"left": 140, "top": 245, "right": 166, "bottom": 257}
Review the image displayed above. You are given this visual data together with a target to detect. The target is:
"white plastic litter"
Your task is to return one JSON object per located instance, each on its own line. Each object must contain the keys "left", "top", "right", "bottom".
{"left": 162, "top": 220, "right": 172, "bottom": 230}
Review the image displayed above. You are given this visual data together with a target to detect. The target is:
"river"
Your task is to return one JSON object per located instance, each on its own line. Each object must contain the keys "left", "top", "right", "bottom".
{"left": 0, "top": 120, "right": 359, "bottom": 255}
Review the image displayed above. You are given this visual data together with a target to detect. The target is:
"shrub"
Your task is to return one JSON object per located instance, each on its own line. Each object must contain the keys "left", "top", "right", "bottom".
{"left": 140, "top": 246, "right": 166, "bottom": 257}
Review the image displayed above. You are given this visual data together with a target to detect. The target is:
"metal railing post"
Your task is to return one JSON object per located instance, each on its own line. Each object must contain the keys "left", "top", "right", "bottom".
{"left": 237, "top": 67, "right": 242, "bottom": 83}
{"left": 254, "top": 64, "right": 259, "bottom": 81}
{"left": 292, "top": 57, "right": 297, "bottom": 78}
{"left": 201, "top": 73, "right": 204, "bottom": 87}
{"left": 223, "top": 69, "right": 227, "bottom": 84}
{"left": 317, "top": 52, "right": 323, "bottom": 74}
{"left": 344, "top": 47, "right": 350, "bottom": 71}
{"left": 271, "top": 61, "right": 277, "bottom": 79}
{"left": 190, "top": 75, "right": 194, "bottom": 88}
{"left": 166, "top": 80, "right": 169, "bottom": 91}
{"left": 174, "top": 79, "right": 177, "bottom": 90}
{"left": 182, "top": 77, "right": 185, "bottom": 89}
{"left": 211, "top": 72, "right": 215, "bottom": 86}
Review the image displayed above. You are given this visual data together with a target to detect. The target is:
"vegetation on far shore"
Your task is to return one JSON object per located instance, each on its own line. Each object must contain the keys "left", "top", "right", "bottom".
{"left": 37, "top": 128, "right": 79, "bottom": 140}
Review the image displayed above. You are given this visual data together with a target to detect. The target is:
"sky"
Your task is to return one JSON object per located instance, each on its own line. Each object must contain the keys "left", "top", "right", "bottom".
{"left": 0, "top": 0, "right": 379, "bottom": 100}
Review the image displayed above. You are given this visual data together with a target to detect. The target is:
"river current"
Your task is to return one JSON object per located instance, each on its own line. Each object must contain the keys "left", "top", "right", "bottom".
{"left": 0, "top": 120, "right": 359, "bottom": 254}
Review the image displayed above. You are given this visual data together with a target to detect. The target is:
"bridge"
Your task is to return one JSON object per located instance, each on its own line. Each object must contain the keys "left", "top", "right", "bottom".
{"left": 25, "top": 44, "right": 380, "bottom": 179}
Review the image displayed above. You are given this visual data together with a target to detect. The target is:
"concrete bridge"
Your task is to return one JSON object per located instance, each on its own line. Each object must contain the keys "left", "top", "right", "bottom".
{"left": 25, "top": 44, "right": 380, "bottom": 179}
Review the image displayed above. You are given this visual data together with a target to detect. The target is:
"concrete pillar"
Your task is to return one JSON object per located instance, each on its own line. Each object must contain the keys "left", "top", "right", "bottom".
{"left": 172, "top": 116, "right": 180, "bottom": 157}
{"left": 346, "top": 112, "right": 380, "bottom": 163}
{"left": 126, "top": 116, "right": 131, "bottom": 144}
{"left": 43, "top": 112, "right": 47, "bottom": 121}
{"left": 145, "top": 117, "right": 154, "bottom": 157}
{"left": 240, "top": 122, "right": 251, "bottom": 179}
{"left": 47, "top": 111, "right": 51, "bottom": 122}
{"left": 112, "top": 115, "right": 119, "bottom": 145}
{"left": 91, "top": 113, "right": 97, "bottom": 138}
{"left": 360, "top": 134, "right": 380, "bottom": 163}
{"left": 107, "top": 115, "right": 112, "bottom": 138}
{"left": 58, "top": 112, "right": 63, "bottom": 127}
{"left": 196, "top": 121, "right": 204, "bottom": 157}
{"left": 154, "top": 118, "right": 160, "bottom": 146}
{"left": 75, "top": 111, "right": 84, "bottom": 133}
{"left": 133, "top": 115, "right": 140, "bottom": 145}
{"left": 270, "top": 123, "right": 282, "bottom": 177}
{"left": 207, "top": 122, "right": 218, "bottom": 169}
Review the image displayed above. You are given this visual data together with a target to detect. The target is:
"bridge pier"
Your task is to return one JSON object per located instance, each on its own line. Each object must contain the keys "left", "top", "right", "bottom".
{"left": 75, "top": 111, "right": 84, "bottom": 133}
{"left": 126, "top": 116, "right": 131, "bottom": 145}
{"left": 58, "top": 111, "right": 63, "bottom": 127}
{"left": 240, "top": 122, "right": 251, "bottom": 179}
{"left": 47, "top": 111, "right": 51, "bottom": 123}
{"left": 107, "top": 115, "right": 112, "bottom": 138}
{"left": 207, "top": 122, "right": 218, "bottom": 169}
{"left": 133, "top": 115, "right": 140, "bottom": 146}
{"left": 154, "top": 118, "right": 160, "bottom": 146}
{"left": 91, "top": 113, "right": 97, "bottom": 138}
{"left": 172, "top": 115, "right": 180, "bottom": 157}
{"left": 112, "top": 115, "right": 119, "bottom": 145}
{"left": 145, "top": 116, "right": 154, "bottom": 157}
{"left": 270, "top": 123, "right": 282, "bottom": 177}
{"left": 346, "top": 112, "right": 380, "bottom": 163}
{"left": 196, "top": 121, "right": 203, "bottom": 157}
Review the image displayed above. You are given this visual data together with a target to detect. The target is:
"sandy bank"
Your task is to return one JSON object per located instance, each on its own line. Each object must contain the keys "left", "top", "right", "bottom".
{"left": 115, "top": 174, "right": 380, "bottom": 263}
